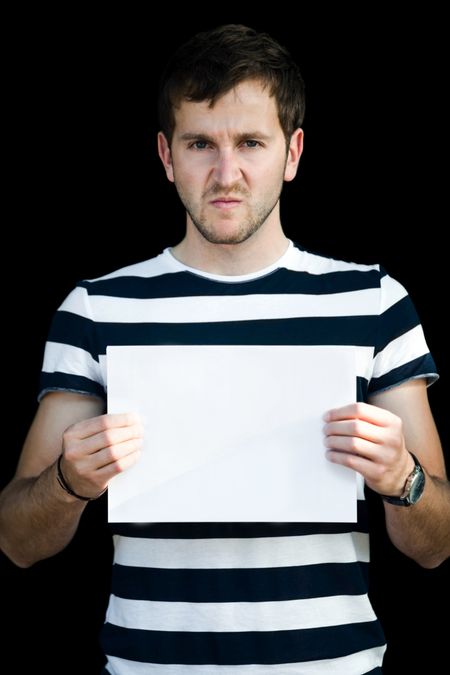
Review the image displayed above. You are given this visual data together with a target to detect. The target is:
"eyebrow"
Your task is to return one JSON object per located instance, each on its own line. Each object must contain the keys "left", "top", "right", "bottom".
{"left": 178, "top": 132, "right": 272, "bottom": 143}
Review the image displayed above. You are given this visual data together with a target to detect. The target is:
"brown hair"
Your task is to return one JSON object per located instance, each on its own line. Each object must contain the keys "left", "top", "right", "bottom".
{"left": 158, "top": 24, "right": 305, "bottom": 145}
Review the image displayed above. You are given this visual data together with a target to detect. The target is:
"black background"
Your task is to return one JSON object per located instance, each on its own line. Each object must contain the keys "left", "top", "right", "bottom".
{"left": 2, "top": 8, "right": 449, "bottom": 673}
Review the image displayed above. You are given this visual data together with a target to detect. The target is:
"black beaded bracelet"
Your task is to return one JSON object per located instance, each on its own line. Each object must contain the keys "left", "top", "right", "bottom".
{"left": 56, "top": 455, "right": 105, "bottom": 501}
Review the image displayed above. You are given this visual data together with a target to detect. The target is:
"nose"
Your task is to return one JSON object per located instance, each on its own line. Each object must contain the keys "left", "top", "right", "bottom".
{"left": 212, "top": 148, "right": 242, "bottom": 188}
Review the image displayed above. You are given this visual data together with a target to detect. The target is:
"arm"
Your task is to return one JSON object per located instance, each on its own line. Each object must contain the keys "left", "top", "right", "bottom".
{"left": 0, "top": 391, "right": 143, "bottom": 568}
{"left": 324, "top": 379, "right": 450, "bottom": 568}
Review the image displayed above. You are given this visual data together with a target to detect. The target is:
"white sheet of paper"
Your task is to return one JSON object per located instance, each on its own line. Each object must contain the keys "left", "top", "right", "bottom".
{"left": 107, "top": 345, "right": 357, "bottom": 522}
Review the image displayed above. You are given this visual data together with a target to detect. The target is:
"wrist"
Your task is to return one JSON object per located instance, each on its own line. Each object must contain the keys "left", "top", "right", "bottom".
{"left": 52, "top": 461, "right": 82, "bottom": 504}
{"left": 55, "top": 455, "right": 106, "bottom": 502}
{"left": 392, "top": 451, "right": 416, "bottom": 497}
{"left": 382, "top": 452, "right": 426, "bottom": 507}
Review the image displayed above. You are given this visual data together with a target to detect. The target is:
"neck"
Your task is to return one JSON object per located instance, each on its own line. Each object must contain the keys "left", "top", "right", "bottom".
{"left": 170, "top": 217, "right": 290, "bottom": 276}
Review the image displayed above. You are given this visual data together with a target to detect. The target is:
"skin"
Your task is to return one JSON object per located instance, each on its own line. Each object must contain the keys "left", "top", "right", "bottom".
{"left": 0, "top": 393, "right": 143, "bottom": 566}
{"left": 157, "top": 80, "right": 303, "bottom": 275}
{"left": 325, "top": 384, "right": 450, "bottom": 567}
{"left": 0, "top": 79, "right": 449, "bottom": 569}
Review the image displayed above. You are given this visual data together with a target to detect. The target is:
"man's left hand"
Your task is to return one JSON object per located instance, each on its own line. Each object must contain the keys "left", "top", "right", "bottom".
{"left": 323, "top": 402, "right": 415, "bottom": 496}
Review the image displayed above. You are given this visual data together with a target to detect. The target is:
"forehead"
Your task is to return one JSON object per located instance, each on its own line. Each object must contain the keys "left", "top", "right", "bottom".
{"left": 173, "top": 80, "right": 281, "bottom": 136}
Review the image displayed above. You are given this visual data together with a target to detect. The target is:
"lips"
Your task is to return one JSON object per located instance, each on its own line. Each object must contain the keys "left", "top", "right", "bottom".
{"left": 210, "top": 198, "right": 242, "bottom": 209}
{"left": 211, "top": 198, "right": 241, "bottom": 203}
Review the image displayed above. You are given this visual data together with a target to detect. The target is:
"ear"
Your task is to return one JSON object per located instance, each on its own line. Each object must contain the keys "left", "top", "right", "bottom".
{"left": 157, "top": 131, "right": 175, "bottom": 183}
{"left": 284, "top": 128, "right": 304, "bottom": 182}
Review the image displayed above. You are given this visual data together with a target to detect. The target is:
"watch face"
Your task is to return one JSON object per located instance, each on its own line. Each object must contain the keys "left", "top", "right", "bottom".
{"left": 408, "top": 468, "right": 425, "bottom": 505}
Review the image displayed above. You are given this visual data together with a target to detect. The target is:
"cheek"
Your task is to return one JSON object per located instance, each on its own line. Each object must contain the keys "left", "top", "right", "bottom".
{"left": 255, "top": 166, "right": 283, "bottom": 191}
{"left": 173, "top": 168, "right": 204, "bottom": 201}
{"left": 248, "top": 153, "right": 285, "bottom": 182}
{"left": 179, "top": 163, "right": 210, "bottom": 191}
{"left": 178, "top": 169, "right": 199, "bottom": 190}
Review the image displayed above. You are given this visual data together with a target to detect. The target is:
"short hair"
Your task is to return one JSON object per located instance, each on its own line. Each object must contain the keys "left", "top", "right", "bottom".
{"left": 158, "top": 24, "right": 305, "bottom": 145}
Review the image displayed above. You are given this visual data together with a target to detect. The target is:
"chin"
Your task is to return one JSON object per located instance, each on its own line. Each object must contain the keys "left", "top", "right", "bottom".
{"left": 191, "top": 209, "right": 262, "bottom": 246}
{"left": 203, "top": 229, "right": 255, "bottom": 246}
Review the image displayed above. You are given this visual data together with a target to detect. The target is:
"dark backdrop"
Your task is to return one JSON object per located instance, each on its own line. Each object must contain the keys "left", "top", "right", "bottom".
{"left": 2, "top": 10, "right": 448, "bottom": 674}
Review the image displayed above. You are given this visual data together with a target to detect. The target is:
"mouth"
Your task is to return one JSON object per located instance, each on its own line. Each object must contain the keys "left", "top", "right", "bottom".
{"left": 210, "top": 198, "right": 242, "bottom": 210}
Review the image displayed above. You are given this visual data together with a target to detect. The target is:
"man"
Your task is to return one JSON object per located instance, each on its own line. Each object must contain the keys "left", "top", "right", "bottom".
{"left": 1, "top": 24, "right": 449, "bottom": 674}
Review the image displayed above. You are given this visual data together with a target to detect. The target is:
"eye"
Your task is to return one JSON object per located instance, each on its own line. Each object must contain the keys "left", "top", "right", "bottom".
{"left": 243, "top": 140, "right": 260, "bottom": 148}
{"left": 191, "top": 140, "right": 209, "bottom": 150}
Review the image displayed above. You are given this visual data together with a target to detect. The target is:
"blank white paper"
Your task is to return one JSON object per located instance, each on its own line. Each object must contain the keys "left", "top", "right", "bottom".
{"left": 107, "top": 345, "right": 357, "bottom": 522}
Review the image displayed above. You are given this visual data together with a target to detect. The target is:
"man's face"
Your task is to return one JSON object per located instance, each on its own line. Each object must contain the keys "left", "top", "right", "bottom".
{"left": 158, "top": 80, "right": 302, "bottom": 246}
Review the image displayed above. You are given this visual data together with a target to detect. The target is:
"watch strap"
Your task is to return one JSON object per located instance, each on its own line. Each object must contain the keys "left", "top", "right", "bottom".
{"left": 381, "top": 452, "right": 425, "bottom": 506}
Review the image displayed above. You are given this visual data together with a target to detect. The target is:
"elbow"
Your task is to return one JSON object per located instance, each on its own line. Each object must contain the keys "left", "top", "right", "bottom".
{"left": 407, "top": 543, "right": 449, "bottom": 569}
{"left": 10, "top": 556, "right": 36, "bottom": 569}
{"left": 415, "top": 552, "right": 448, "bottom": 569}
{"left": 0, "top": 531, "right": 40, "bottom": 568}
{"left": 388, "top": 533, "right": 448, "bottom": 569}
{"left": 0, "top": 541, "right": 38, "bottom": 569}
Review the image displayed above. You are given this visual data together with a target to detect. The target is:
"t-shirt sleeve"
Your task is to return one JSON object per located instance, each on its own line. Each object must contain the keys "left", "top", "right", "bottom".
{"left": 38, "top": 284, "right": 105, "bottom": 401}
{"left": 368, "top": 267, "right": 439, "bottom": 396}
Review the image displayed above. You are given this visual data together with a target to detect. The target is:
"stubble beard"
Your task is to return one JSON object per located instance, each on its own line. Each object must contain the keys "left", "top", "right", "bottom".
{"left": 174, "top": 180, "right": 284, "bottom": 246}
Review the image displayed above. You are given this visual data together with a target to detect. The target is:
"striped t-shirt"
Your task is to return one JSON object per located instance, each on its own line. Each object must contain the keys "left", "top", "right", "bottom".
{"left": 39, "top": 241, "right": 437, "bottom": 674}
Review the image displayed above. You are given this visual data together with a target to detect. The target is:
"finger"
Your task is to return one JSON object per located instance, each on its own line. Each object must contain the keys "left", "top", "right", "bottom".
{"left": 63, "top": 439, "right": 143, "bottom": 494}
{"left": 95, "top": 447, "right": 142, "bottom": 481}
{"left": 64, "top": 422, "right": 144, "bottom": 459}
{"left": 324, "top": 434, "right": 379, "bottom": 459}
{"left": 96, "top": 437, "right": 144, "bottom": 470}
{"left": 326, "top": 448, "right": 381, "bottom": 479}
{"left": 67, "top": 412, "right": 142, "bottom": 441}
{"left": 78, "top": 437, "right": 144, "bottom": 472}
{"left": 324, "top": 402, "right": 395, "bottom": 426}
{"left": 323, "top": 418, "right": 387, "bottom": 444}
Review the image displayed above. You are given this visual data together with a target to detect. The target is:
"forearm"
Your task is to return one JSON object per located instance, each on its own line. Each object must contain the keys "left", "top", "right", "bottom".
{"left": 0, "top": 461, "right": 86, "bottom": 568}
{"left": 384, "top": 470, "right": 450, "bottom": 568}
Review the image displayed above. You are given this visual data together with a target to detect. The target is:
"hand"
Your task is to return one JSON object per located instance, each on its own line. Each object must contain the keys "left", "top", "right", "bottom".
{"left": 323, "top": 402, "right": 415, "bottom": 496}
{"left": 59, "top": 413, "right": 143, "bottom": 499}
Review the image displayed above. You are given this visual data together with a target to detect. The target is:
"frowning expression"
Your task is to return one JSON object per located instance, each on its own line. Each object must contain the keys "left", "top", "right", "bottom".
{"left": 158, "top": 79, "right": 302, "bottom": 245}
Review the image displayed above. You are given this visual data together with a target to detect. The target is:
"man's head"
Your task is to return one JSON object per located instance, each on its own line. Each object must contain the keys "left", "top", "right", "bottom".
{"left": 158, "top": 24, "right": 305, "bottom": 148}
{"left": 157, "top": 25, "right": 305, "bottom": 248}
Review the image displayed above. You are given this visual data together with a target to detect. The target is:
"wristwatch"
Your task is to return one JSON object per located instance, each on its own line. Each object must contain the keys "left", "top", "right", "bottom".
{"left": 382, "top": 453, "right": 425, "bottom": 506}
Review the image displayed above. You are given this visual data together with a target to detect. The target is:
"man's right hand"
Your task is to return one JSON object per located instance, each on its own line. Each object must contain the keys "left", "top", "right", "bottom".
{"left": 0, "top": 393, "right": 143, "bottom": 566}
{"left": 60, "top": 413, "right": 144, "bottom": 499}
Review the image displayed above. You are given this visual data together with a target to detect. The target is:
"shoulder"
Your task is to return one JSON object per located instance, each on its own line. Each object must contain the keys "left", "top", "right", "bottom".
{"left": 290, "top": 242, "right": 382, "bottom": 277}
{"left": 56, "top": 249, "right": 175, "bottom": 313}
{"left": 289, "top": 243, "right": 411, "bottom": 294}
{"left": 289, "top": 243, "right": 386, "bottom": 297}
{"left": 288, "top": 244, "right": 412, "bottom": 309}
{"left": 84, "top": 249, "right": 173, "bottom": 284}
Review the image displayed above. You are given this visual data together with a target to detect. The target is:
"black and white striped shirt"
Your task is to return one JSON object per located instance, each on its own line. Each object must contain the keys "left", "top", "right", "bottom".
{"left": 39, "top": 241, "right": 437, "bottom": 674}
